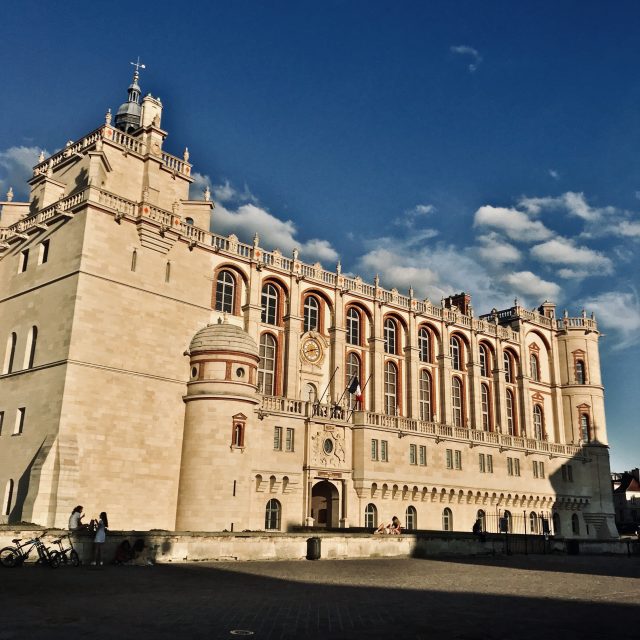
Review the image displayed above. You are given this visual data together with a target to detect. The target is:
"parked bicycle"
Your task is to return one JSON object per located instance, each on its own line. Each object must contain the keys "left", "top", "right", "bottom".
{"left": 51, "top": 534, "right": 80, "bottom": 566}
{"left": 0, "top": 532, "right": 60, "bottom": 568}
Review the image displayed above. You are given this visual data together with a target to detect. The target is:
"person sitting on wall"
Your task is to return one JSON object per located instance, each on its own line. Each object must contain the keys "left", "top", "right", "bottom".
{"left": 68, "top": 505, "right": 89, "bottom": 531}
{"left": 375, "top": 516, "right": 402, "bottom": 535}
{"left": 472, "top": 519, "right": 486, "bottom": 543}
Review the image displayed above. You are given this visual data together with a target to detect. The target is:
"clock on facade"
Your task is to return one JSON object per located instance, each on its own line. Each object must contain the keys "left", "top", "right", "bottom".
{"left": 301, "top": 337, "right": 323, "bottom": 364}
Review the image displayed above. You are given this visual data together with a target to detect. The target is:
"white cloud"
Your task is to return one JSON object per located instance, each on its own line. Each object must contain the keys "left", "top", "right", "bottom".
{"left": 501, "top": 271, "right": 561, "bottom": 300}
{"left": 582, "top": 289, "right": 640, "bottom": 349}
{"left": 450, "top": 45, "right": 482, "bottom": 72}
{"left": 394, "top": 203, "right": 436, "bottom": 228}
{"left": 473, "top": 205, "right": 553, "bottom": 241}
{"left": 0, "top": 146, "right": 46, "bottom": 201}
{"left": 548, "top": 169, "right": 560, "bottom": 180}
{"left": 518, "top": 191, "right": 614, "bottom": 222}
{"left": 189, "top": 174, "right": 256, "bottom": 204}
{"left": 476, "top": 233, "right": 521, "bottom": 264}
{"left": 530, "top": 237, "right": 613, "bottom": 275}
{"left": 611, "top": 220, "right": 640, "bottom": 238}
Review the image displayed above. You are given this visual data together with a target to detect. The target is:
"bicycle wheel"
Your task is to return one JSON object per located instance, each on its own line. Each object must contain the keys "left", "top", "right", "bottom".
{"left": 0, "top": 547, "right": 18, "bottom": 568}
{"left": 48, "top": 550, "right": 60, "bottom": 569}
{"left": 69, "top": 550, "right": 80, "bottom": 567}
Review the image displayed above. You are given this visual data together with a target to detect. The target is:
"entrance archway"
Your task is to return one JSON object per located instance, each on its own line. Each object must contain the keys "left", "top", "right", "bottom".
{"left": 311, "top": 480, "right": 339, "bottom": 527}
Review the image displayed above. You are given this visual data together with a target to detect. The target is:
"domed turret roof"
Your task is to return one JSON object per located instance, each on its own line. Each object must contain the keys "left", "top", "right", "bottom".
{"left": 189, "top": 319, "right": 258, "bottom": 357}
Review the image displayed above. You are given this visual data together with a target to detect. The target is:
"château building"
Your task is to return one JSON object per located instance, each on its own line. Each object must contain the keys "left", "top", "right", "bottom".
{"left": 0, "top": 70, "right": 618, "bottom": 538}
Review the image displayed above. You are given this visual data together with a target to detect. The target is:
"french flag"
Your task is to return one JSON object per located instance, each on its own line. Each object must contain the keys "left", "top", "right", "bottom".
{"left": 348, "top": 377, "right": 362, "bottom": 405}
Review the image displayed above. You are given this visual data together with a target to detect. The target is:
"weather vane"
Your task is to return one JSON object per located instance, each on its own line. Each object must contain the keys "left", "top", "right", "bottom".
{"left": 130, "top": 57, "right": 146, "bottom": 76}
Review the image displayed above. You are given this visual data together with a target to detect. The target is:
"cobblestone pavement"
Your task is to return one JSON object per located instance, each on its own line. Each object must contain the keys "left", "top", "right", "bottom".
{"left": 1, "top": 555, "right": 638, "bottom": 640}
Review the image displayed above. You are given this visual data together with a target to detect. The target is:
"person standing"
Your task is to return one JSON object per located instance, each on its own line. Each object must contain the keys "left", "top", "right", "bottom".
{"left": 91, "top": 511, "right": 108, "bottom": 566}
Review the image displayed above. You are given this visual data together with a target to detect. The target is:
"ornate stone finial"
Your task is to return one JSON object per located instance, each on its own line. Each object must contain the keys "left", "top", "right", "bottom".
{"left": 46, "top": 159, "right": 54, "bottom": 178}
{"left": 6, "top": 187, "right": 14, "bottom": 202}
{"left": 253, "top": 232, "right": 260, "bottom": 247}
{"left": 172, "top": 200, "right": 180, "bottom": 214}
{"left": 563, "top": 309, "right": 569, "bottom": 319}
{"left": 222, "top": 312, "right": 228, "bottom": 324}
{"left": 203, "top": 186, "right": 211, "bottom": 201}
{"left": 374, "top": 274, "right": 380, "bottom": 287}
{"left": 38, "top": 150, "right": 45, "bottom": 163}
{"left": 514, "top": 297, "right": 518, "bottom": 308}
{"left": 292, "top": 248, "right": 299, "bottom": 261}
{"left": 105, "top": 108, "right": 112, "bottom": 125}
{"left": 66, "top": 140, "right": 73, "bottom": 148}
{"left": 142, "top": 186, "right": 149, "bottom": 201}
{"left": 591, "top": 311, "right": 595, "bottom": 320}
{"left": 217, "top": 317, "right": 223, "bottom": 324}
{"left": 152, "top": 114, "right": 160, "bottom": 127}
{"left": 581, "top": 308, "right": 586, "bottom": 318}
{"left": 183, "top": 147, "right": 190, "bottom": 163}
{"left": 336, "top": 260, "right": 342, "bottom": 275}
{"left": 409, "top": 286, "right": 414, "bottom": 299}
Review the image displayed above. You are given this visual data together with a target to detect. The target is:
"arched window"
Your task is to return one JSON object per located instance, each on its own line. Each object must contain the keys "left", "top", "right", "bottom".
{"left": 529, "top": 512, "right": 538, "bottom": 534}
{"left": 451, "top": 377, "right": 463, "bottom": 427}
{"left": 576, "top": 360, "right": 586, "bottom": 384}
{"left": 419, "top": 369, "right": 432, "bottom": 421}
{"left": 503, "top": 510, "right": 513, "bottom": 533}
{"left": 3, "top": 479, "right": 14, "bottom": 517}
{"left": 384, "top": 362, "right": 398, "bottom": 415}
{"left": 232, "top": 423, "right": 245, "bottom": 447}
{"left": 504, "top": 352, "right": 513, "bottom": 383}
{"left": 265, "top": 499, "right": 281, "bottom": 530}
{"left": 303, "top": 295, "right": 319, "bottom": 333}
{"left": 580, "top": 414, "right": 591, "bottom": 443}
{"left": 130, "top": 249, "right": 137, "bottom": 272}
{"left": 571, "top": 513, "right": 580, "bottom": 535}
{"left": 261, "top": 283, "right": 279, "bottom": 325}
{"left": 24, "top": 326, "right": 38, "bottom": 369}
{"left": 481, "top": 383, "right": 491, "bottom": 431}
{"left": 533, "top": 404, "right": 544, "bottom": 440}
{"left": 304, "top": 382, "right": 318, "bottom": 402}
{"left": 442, "top": 507, "right": 453, "bottom": 531}
{"left": 346, "top": 352, "right": 361, "bottom": 404}
{"left": 418, "top": 327, "right": 431, "bottom": 363}
{"left": 506, "top": 389, "right": 516, "bottom": 436}
{"left": 258, "top": 334, "right": 277, "bottom": 396}
{"left": 552, "top": 512, "right": 561, "bottom": 535}
{"left": 346, "top": 307, "right": 361, "bottom": 346}
{"left": 384, "top": 318, "right": 397, "bottom": 355}
{"left": 450, "top": 336, "right": 461, "bottom": 371}
{"left": 476, "top": 509, "right": 486, "bottom": 532}
{"left": 479, "top": 344, "right": 490, "bottom": 377}
{"left": 405, "top": 505, "right": 417, "bottom": 531}
{"left": 185, "top": 217, "right": 194, "bottom": 225}
{"left": 215, "top": 270, "right": 236, "bottom": 314}
{"left": 365, "top": 503, "right": 377, "bottom": 528}
{"left": 530, "top": 353, "right": 540, "bottom": 382}
{"left": 4, "top": 332, "right": 17, "bottom": 374}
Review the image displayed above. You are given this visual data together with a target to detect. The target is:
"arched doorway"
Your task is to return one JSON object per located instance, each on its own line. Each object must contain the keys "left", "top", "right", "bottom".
{"left": 311, "top": 480, "right": 339, "bottom": 527}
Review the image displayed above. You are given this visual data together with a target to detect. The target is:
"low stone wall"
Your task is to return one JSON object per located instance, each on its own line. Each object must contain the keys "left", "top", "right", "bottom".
{"left": 0, "top": 527, "right": 636, "bottom": 564}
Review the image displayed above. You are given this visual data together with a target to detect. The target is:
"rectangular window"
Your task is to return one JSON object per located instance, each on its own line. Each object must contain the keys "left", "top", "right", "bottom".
{"left": 371, "top": 439, "right": 379, "bottom": 461}
{"left": 446, "top": 448, "right": 453, "bottom": 469}
{"left": 567, "top": 464, "right": 573, "bottom": 482}
{"left": 14, "top": 407, "right": 25, "bottom": 435}
{"left": 514, "top": 458, "right": 520, "bottom": 476}
{"left": 419, "top": 445, "right": 427, "bottom": 466}
{"left": 507, "top": 457, "right": 514, "bottom": 476}
{"left": 539, "top": 461, "right": 545, "bottom": 478}
{"left": 19, "top": 249, "right": 29, "bottom": 273}
{"left": 0, "top": 410, "right": 3, "bottom": 435}
{"left": 409, "top": 444, "right": 417, "bottom": 465}
{"left": 487, "top": 454, "right": 493, "bottom": 473}
{"left": 533, "top": 461, "right": 539, "bottom": 478}
{"left": 381, "top": 440, "right": 388, "bottom": 462}
{"left": 285, "top": 428, "right": 294, "bottom": 452}
{"left": 273, "top": 426, "right": 282, "bottom": 451}
{"left": 479, "top": 453, "right": 486, "bottom": 473}
{"left": 454, "top": 450, "right": 462, "bottom": 470}
{"left": 38, "top": 239, "right": 50, "bottom": 265}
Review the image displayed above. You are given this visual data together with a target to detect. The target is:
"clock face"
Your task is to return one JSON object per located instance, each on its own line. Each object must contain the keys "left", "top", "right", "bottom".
{"left": 302, "top": 337, "right": 322, "bottom": 363}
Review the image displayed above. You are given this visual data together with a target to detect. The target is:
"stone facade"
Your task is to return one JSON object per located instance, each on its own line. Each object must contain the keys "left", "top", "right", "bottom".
{"left": 0, "top": 73, "right": 617, "bottom": 538}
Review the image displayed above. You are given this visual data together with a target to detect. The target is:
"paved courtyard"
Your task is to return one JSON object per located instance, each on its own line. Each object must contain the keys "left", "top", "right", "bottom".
{"left": 1, "top": 555, "right": 638, "bottom": 639}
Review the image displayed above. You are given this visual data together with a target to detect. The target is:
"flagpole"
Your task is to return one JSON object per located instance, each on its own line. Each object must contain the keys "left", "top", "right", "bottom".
{"left": 346, "top": 373, "right": 372, "bottom": 421}
{"left": 318, "top": 366, "right": 339, "bottom": 405}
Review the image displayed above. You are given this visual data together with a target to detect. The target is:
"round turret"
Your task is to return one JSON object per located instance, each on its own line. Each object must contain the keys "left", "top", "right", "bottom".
{"left": 189, "top": 321, "right": 259, "bottom": 358}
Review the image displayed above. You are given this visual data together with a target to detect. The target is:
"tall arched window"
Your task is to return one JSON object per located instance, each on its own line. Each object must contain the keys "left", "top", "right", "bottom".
{"left": 258, "top": 333, "right": 277, "bottom": 396}
{"left": 450, "top": 336, "right": 461, "bottom": 371}
{"left": 442, "top": 507, "right": 453, "bottom": 531}
{"left": 451, "top": 377, "right": 463, "bottom": 427}
{"left": 580, "top": 414, "right": 591, "bottom": 442}
{"left": 346, "top": 352, "right": 361, "bottom": 404}
{"left": 232, "top": 423, "right": 245, "bottom": 447}
{"left": 418, "top": 327, "right": 431, "bottom": 363}
{"left": 552, "top": 512, "right": 561, "bottom": 535}
{"left": 479, "top": 344, "right": 490, "bottom": 377}
{"left": 506, "top": 389, "right": 516, "bottom": 435}
{"left": 529, "top": 511, "right": 538, "bottom": 534}
{"left": 265, "top": 499, "right": 281, "bottom": 530}
{"left": 4, "top": 332, "right": 17, "bottom": 374}
{"left": 365, "top": 503, "right": 377, "bottom": 528}
{"left": 530, "top": 353, "right": 540, "bottom": 382}
{"left": 533, "top": 404, "right": 544, "bottom": 440}
{"left": 303, "top": 295, "right": 319, "bottom": 333}
{"left": 3, "top": 479, "right": 14, "bottom": 517}
{"left": 384, "top": 319, "right": 397, "bottom": 355}
{"left": 571, "top": 513, "right": 580, "bottom": 535}
{"left": 261, "top": 283, "right": 279, "bottom": 325}
{"left": 476, "top": 509, "right": 486, "bottom": 532}
{"left": 346, "top": 307, "right": 361, "bottom": 346}
{"left": 215, "top": 270, "right": 236, "bottom": 314}
{"left": 405, "top": 505, "right": 417, "bottom": 531}
{"left": 384, "top": 362, "right": 398, "bottom": 415}
{"left": 24, "top": 326, "right": 38, "bottom": 369}
{"left": 419, "top": 369, "right": 432, "bottom": 421}
{"left": 576, "top": 360, "right": 586, "bottom": 384}
{"left": 481, "top": 383, "right": 491, "bottom": 431}
{"left": 504, "top": 352, "right": 513, "bottom": 383}
{"left": 503, "top": 510, "right": 512, "bottom": 533}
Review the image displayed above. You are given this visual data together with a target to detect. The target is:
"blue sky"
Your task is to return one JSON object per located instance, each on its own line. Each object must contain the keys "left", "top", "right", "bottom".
{"left": 1, "top": 1, "right": 638, "bottom": 470}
